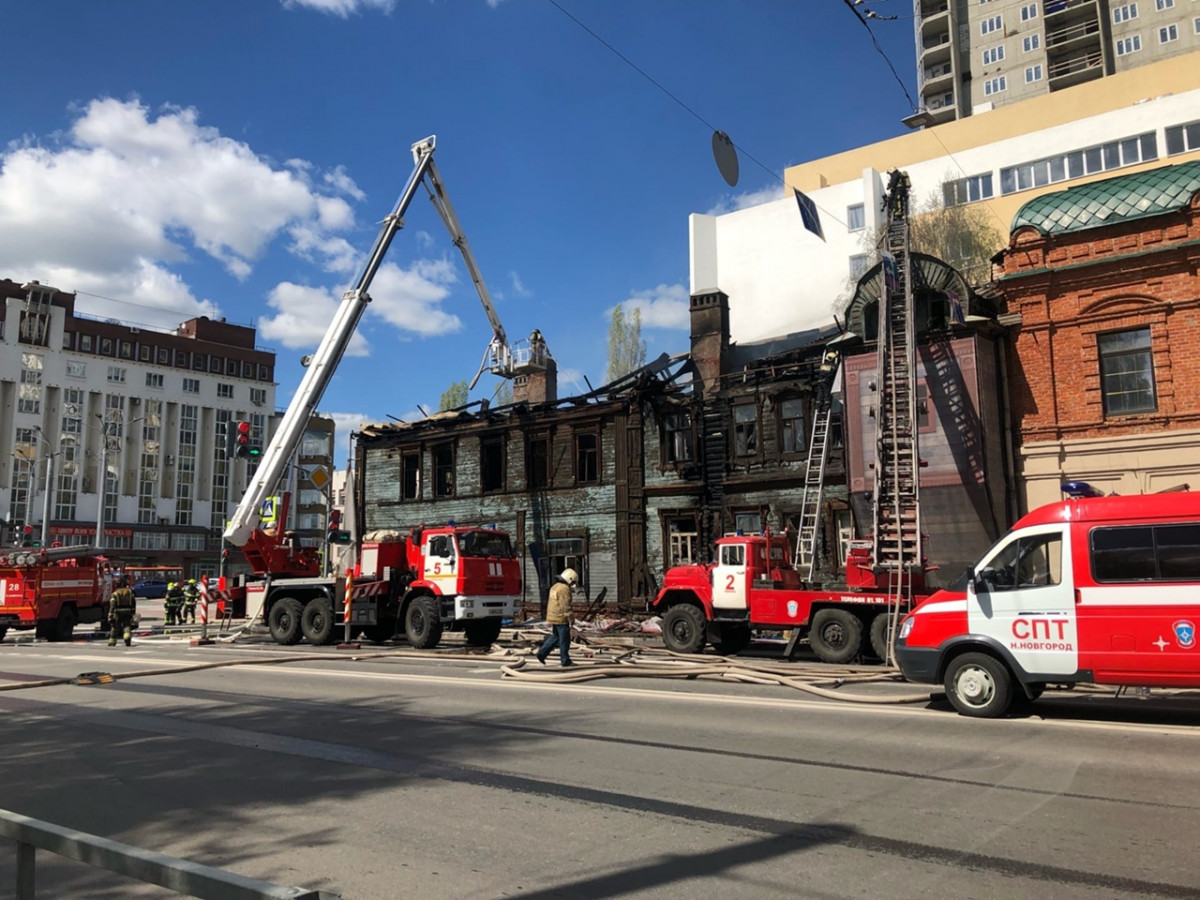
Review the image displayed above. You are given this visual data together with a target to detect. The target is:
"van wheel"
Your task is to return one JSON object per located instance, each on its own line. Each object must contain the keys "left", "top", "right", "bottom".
{"left": 268, "top": 597, "right": 304, "bottom": 645}
{"left": 944, "top": 652, "right": 1013, "bottom": 718}
{"left": 300, "top": 598, "right": 334, "bottom": 645}
{"left": 463, "top": 619, "right": 502, "bottom": 647}
{"left": 661, "top": 604, "right": 706, "bottom": 654}
{"left": 405, "top": 596, "right": 443, "bottom": 649}
{"left": 809, "top": 609, "right": 862, "bottom": 664}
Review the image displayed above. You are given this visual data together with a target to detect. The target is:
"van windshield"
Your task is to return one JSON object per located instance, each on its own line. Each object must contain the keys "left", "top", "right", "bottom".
{"left": 458, "top": 531, "right": 514, "bottom": 558}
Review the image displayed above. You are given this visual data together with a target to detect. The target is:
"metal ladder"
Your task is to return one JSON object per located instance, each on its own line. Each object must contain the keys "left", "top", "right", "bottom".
{"left": 795, "top": 376, "right": 835, "bottom": 582}
{"left": 872, "top": 172, "right": 923, "bottom": 658}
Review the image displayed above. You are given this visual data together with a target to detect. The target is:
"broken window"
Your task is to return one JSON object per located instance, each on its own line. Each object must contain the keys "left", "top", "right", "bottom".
{"left": 481, "top": 436, "right": 505, "bottom": 493}
{"left": 528, "top": 435, "right": 550, "bottom": 490}
{"left": 575, "top": 432, "right": 598, "bottom": 484}
{"left": 779, "top": 398, "right": 805, "bottom": 454}
{"left": 433, "top": 442, "right": 455, "bottom": 498}
{"left": 662, "top": 411, "right": 694, "bottom": 463}
{"left": 733, "top": 402, "right": 758, "bottom": 457}
{"left": 664, "top": 514, "right": 699, "bottom": 566}
{"left": 401, "top": 451, "right": 421, "bottom": 501}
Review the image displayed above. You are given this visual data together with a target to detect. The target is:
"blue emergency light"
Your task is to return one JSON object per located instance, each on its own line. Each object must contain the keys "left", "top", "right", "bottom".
{"left": 1061, "top": 481, "right": 1106, "bottom": 499}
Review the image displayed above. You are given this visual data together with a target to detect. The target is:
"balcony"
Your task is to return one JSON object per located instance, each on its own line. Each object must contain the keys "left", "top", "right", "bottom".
{"left": 920, "top": 31, "right": 952, "bottom": 68}
{"left": 1047, "top": 48, "right": 1104, "bottom": 88}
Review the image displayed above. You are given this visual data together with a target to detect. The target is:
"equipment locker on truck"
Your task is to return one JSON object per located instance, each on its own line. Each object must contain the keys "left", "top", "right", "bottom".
{"left": 895, "top": 484, "right": 1200, "bottom": 717}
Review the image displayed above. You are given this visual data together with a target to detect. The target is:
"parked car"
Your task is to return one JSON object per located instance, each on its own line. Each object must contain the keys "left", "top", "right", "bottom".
{"left": 131, "top": 579, "right": 168, "bottom": 600}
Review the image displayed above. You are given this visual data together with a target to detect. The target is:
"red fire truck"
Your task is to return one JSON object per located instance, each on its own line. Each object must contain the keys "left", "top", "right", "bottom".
{"left": 0, "top": 545, "right": 109, "bottom": 642}
{"left": 896, "top": 485, "right": 1200, "bottom": 717}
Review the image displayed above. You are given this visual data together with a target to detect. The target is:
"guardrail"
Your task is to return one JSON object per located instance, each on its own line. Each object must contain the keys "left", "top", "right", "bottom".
{"left": 0, "top": 809, "right": 340, "bottom": 900}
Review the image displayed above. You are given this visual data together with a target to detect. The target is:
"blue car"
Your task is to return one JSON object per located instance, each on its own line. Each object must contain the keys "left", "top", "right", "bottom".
{"left": 131, "top": 579, "right": 168, "bottom": 600}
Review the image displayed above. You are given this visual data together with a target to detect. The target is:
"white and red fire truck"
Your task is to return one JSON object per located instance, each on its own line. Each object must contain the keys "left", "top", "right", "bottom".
{"left": 653, "top": 532, "right": 927, "bottom": 664}
{"left": 0, "top": 545, "right": 109, "bottom": 642}
{"left": 217, "top": 136, "right": 523, "bottom": 648}
{"left": 895, "top": 485, "right": 1200, "bottom": 717}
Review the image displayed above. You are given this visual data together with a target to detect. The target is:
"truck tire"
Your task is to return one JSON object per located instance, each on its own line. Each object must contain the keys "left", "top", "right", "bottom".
{"left": 53, "top": 604, "right": 78, "bottom": 642}
{"left": 661, "top": 603, "right": 706, "bottom": 654}
{"left": 268, "top": 597, "right": 304, "bottom": 645}
{"left": 943, "top": 652, "right": 1013, "bottom": 718}
{"left": 809, "top": 608, "right": 862, "bottom": 665}
{"left": 405, "top": 596, "right": 443, "bottom": 649}
{"left": 711, "top": 623, "right": 752, "bottom": 656}
{"left": 463, "top": 619, "right": 502, "bottom": 647}
{"left": 301, "top": 597, "right": 334, "bottom": 645}
{"left": 868, "top": 612, "right": 893, "bottom": 663}
{"left": 0, "top": 626, "right": 6, "bottom": 642}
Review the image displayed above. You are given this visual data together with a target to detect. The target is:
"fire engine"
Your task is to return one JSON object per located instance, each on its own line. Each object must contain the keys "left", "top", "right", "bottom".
{"left": 0, "top": 545, "right": 108, "bottom": 642}
{"left": 653, "top": 170, "right": 932, "bottom": 664}
{"left": 896, "top": 484, "right": 1200, "bottom": 717}
{"left": 218, "top": 136, "right": 524, "bottom": 648}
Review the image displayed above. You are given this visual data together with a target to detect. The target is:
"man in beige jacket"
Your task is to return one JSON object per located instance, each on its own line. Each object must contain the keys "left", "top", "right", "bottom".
{"left": 536, "top": 568, "right": 578, "bottom": 667}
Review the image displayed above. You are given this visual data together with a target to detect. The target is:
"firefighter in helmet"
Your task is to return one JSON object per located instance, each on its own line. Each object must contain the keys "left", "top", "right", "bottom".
{"left": 164, "top": 580, "right": 184, "bottom": 626}
{"left": 107, "top": 577, "right": 137, "bottom": 647}
{"left": 182, "top": 578, "right": 199, "bottom": 625}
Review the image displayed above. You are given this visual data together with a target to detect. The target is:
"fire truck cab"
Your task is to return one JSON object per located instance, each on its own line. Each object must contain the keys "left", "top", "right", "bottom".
{"left": 0, "top": 547, "right": 107, "bottom": 642}
{"left": 895, "top": 487, "right": 1200, "bottom": 717}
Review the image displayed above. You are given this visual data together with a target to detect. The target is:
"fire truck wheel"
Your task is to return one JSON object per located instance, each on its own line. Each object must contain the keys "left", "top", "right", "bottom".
{"left": 405, "top": 596, "right": 443, "bottom": 649}
{"left": 661, "top": 603, "right": 706, "bottom": 654}
{"left": 268, "top": 597, "right": 304, "bottom": 645}
{"left": 809, "top": 609, "right": 863, "bottom": 665}
{"left": 711, "top": 624, "right": 751, "bottom": 656}
{"left": 868, "top": 613, "right": 892, "bottom": 662}
{"left": 463, "top": 619, "right": 502, "bottom": 647}
{"left": 52, "top": 604, "right": 78, "bottom": 642}
{"left": 301, "top": 598, "right": 335, "bottom": 645}
{"left": 943, "top": 652, "right": 1013, "bottom": 718}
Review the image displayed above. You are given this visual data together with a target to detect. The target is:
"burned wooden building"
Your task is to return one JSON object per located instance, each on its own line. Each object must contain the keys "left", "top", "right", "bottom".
{"left": 353, "top": 268, "right": 1008, "bottom": 615}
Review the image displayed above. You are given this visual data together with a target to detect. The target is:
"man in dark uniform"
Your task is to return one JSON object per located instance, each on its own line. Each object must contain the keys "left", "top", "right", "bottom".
{"left": 182, "top": 579, "right": 199, "bottom": 625}
{"left": 107, "top": 577, "right": 137, "bottom": 647}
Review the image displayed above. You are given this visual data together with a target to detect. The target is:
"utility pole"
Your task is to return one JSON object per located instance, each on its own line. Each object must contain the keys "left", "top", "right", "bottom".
{"left": 34, "top": 427, "right": 56, "bottom": 548}
{"left": 95, "top": 417, "right": 110, "bottom": 549}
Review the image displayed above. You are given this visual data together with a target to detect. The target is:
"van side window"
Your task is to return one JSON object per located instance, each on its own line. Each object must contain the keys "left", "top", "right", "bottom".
{"left": 1092, "top": 523, "right": 1200, "bottom": 582}
{"left": 981, "top": 534, "right": 1062, "bottom": 591}
{"left": 720, "top": 545, "right": 745, "bottom": 567}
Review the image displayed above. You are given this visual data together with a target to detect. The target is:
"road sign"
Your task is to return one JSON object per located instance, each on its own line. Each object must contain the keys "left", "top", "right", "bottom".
{"left": 308, "top": 466, "right": 330, "bottom": 491}
{"left": 260, "top": 496, "right": 279, "bottom": 526}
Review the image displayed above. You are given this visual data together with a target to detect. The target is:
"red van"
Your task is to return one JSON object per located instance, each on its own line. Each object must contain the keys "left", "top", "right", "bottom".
{"left": 895, "top": 486, "right": 1200, "bottom": 717}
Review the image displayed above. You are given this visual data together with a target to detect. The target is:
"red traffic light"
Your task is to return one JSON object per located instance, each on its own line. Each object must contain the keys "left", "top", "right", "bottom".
{"left": 329, "top": 509, "right": 342, "bottom": 529}
{"left": 237, "top": 421, "right": 251, "bottom": 435}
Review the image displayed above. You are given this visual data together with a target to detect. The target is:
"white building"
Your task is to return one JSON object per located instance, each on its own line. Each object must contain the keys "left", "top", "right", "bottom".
{"left": 0, "top": 279, "right": 277, "bottom": 578}
{"left": 689, "top": 53, "right": 1200, "bottom": 343}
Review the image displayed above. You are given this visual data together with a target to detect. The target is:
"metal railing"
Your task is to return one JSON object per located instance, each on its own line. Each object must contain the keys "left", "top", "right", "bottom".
{"left": 1, "top": 809, "right": 340, "bottom": 900}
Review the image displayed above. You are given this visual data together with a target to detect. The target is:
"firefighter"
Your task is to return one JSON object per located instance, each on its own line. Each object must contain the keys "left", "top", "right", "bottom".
{"left": 164, "top": 581, "right": 184, "bottom": 626}
{"left": 182, "top": 578, "right": 199, "bottom": 625}
{"left": 107, "top": 577, "right": 137, "bottom": 647}
{"left": 536, "top": 568, "right": 578, "bottom": 667}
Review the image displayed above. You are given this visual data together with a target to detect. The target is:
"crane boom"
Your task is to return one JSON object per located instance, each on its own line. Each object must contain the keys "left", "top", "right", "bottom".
{"left": 223, "top": 136, "right": 438, "bottom": 547}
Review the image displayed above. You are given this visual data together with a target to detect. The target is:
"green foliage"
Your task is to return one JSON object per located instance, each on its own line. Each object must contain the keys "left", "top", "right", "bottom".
{"left": 438, "top": 380, "right": 469, "bottom": 411}
{"left": 606, "top": 305, "right": 646, "bottom": 383}
{"left": 492, "top": 379, "right": 514, "bottom": 406}
{"left": 908, "top": 183, "right": 1004, "bottom": 287}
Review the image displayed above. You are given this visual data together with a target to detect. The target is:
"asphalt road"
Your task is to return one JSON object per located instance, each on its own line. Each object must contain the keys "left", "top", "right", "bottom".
{"left": 1, "top": 634, "right": 1199, "bottom": 899}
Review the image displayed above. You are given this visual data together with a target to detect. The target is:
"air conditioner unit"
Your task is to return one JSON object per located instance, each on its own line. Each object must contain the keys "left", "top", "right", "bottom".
{"left": 931, "top": 98, "right": 944, "bottom": 108}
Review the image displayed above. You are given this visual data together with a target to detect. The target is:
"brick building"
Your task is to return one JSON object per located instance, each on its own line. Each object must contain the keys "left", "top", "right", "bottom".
{"left": 996, "top": 160, "right": 1200, "bottom": 510}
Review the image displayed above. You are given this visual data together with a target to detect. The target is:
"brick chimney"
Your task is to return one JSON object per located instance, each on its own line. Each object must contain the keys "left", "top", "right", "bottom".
{"left": 513, "top": 356, "right": 558, "bottom": 404}
{"left": 689, "top": 291, "right": 729, "bottom": 397}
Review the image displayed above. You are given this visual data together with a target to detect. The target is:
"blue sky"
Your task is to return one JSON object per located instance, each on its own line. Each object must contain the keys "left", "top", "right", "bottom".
{"left": 1, "top": 0, "right": 916, "bottom": 464}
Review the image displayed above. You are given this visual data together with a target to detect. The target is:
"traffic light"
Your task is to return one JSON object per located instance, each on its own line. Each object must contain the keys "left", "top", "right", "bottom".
{"left": 21, "top": 525, "right": 35, "bottom": 548}
{"left": 234, "top": 420, "right": 251, "bottom": 458}
{"left": 328, "top": 509, "right": 351, "bottom": 544}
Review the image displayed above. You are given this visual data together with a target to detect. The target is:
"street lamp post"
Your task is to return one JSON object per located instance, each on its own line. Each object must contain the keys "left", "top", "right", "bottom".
{"left": 33, "top": 427, "right": 59, "bottom": 549}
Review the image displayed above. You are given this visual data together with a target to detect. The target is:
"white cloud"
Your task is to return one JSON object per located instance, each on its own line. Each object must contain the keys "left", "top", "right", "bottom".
{"left": 257, "top": 282, "right": 371, "bottom": 357}
{"left": 705, "top": 183, "right": 786, "bottom": 216}
{"left": 616, "top": 283, "right": 690, "bottom": 330}
{"left": 508, "top": 270, "right": 531, "bottom": 297}
{"left": 0, "top": 97, "right": 359, "bottom": 328}
{"left": 366, "top": 258, "right": 464, "bottom": 337}
{"left": 281, "top": 0, "right": 395, "bottom": 16}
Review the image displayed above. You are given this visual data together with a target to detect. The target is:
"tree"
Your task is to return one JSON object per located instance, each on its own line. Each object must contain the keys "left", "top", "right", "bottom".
{"left": 438, "top": 380, "right": 468, "bottom": 411}
{"left": 606, "top": 304, "right": 646, "bottom": 383}
{"left": 908, "top": 180, "right": 1003, "bottom": 287}
{"left": 492, "top": 379, "right": 513, "bottom": 406}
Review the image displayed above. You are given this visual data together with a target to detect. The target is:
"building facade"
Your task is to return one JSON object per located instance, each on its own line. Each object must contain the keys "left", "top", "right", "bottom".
{"left": 691, "top": 53, "right": 1200, "bottom": 345}
{"left": 995, "top": 160, "right": 1200, "bottom": 510}
{"left": 912, "top": 0, "right": 1199, "bottom": 127}
{"left": 0, "top": 279, "right": 277, "bottom": 577}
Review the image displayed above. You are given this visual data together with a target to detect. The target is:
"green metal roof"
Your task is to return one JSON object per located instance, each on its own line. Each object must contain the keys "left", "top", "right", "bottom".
{"left": 1011, "top": 160, "right": 1200, "bottom": 236}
